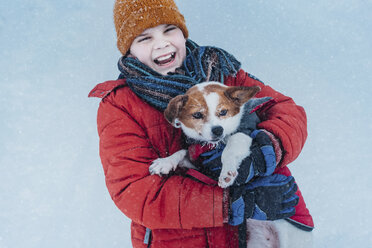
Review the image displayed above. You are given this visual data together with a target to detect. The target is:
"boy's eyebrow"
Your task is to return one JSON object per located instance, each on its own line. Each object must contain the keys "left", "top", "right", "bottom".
{"left": 137, "top": 33, "right": 148, "bottom": 37}
{"left": 136, "top": 25, "right": 174, "bottom": 38}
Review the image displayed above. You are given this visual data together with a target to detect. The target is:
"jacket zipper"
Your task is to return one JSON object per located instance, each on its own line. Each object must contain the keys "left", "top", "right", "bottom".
{"left": 144, "top": 228, "right": 152, "bottom": 247}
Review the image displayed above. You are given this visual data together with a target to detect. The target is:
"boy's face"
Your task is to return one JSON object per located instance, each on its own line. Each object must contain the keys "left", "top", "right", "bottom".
{"left": 129, "top": 24, "right": 187, "bottom": 75}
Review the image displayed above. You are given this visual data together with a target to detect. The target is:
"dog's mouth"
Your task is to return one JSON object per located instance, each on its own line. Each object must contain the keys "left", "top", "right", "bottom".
{"left": 197, "top": 130, "right": 225, "bottom": 144}
{"left": 204, "top": 139, "right": 225, "bottom": 148}
{"left": 154, "top": 52, "right": 176, "bottom": 65}
{"left": 203, "top": 135, "right": 226, "bottom": 145}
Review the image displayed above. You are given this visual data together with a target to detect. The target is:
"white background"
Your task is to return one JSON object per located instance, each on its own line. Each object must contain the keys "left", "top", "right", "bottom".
{"left": 1, "top": 0, "right": 371, "bottom": 247}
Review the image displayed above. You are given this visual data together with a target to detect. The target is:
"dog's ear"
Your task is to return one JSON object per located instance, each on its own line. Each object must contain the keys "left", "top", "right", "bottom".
{"left": 224, "top": 86, "right": 261, "bottom": 106}
{"left": 164, "top": 95, "right": 189, "bottom": 127}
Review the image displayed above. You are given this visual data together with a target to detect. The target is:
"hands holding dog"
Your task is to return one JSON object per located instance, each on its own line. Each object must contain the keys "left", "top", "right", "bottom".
{"left": 229, "top": 174, "right": 299, "bottom": 225}
{"left": 233, "top": 129, "right": 277, "bottom": 185}
{"left": 201, "top": 129, "right": 277, "bottom": 186}
{"left": 200, "top": 129, "right": 299, "bottom": 223}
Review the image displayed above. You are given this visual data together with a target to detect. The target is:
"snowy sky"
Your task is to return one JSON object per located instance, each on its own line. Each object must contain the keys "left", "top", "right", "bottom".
{"left": 1, "top": 0, "right": 371, "bottom": 247}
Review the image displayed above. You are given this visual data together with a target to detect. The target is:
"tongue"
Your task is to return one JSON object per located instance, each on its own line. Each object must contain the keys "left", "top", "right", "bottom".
{"left": 157, "top": 57, "right": 173, "bottom": 65}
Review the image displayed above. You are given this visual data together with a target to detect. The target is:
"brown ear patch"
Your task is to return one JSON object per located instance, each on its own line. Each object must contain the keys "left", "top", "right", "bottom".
{"left": 164, "top": 95, "right": 189, "bottom": 125}
{"left": 224, "top": 86, "right": 261, "bottom": 106}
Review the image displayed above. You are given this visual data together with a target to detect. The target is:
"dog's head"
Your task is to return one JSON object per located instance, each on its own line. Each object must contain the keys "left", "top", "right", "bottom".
{"left": 164, "top": 82, "right": 260, "bottom": 144}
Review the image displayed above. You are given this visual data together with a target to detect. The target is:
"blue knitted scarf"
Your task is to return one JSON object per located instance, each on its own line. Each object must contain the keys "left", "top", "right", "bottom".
{"left": 117, "top": 39, "right": 241, "bottom": 111}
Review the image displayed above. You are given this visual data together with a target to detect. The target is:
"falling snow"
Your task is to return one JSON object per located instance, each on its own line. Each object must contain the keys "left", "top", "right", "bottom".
{"left": 1, "top": 0, "right": 371, "bottom": 247}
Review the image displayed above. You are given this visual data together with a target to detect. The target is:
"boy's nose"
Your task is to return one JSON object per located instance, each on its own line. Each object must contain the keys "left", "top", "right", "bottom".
{"left": 154, "top": 39, "right": 170, "bottom": 49}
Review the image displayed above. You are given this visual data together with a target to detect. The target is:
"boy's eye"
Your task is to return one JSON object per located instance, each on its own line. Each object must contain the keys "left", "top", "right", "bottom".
{"left": 219, "top": 109, "right": 228, "bottom": 116}
{"left": 137, "top": 36, "right": 151, "bottom": 43}
{"left": 192, "top": 112, "right": 204, "bottom": 119}
{"left": 165, "top": 26, "right": 177, "bottom": 33}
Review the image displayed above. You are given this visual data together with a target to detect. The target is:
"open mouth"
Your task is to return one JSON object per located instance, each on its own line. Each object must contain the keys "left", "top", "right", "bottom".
{"left": 208, "top": 136, "right": 225, "bottom": 144}
{"left": 154, "top": 52, "right": 176, "bottom": 65}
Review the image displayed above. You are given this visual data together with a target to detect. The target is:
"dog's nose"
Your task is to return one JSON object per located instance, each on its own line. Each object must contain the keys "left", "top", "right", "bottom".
{"left": 211, "top": 126, "right": 224, "bottom": 137}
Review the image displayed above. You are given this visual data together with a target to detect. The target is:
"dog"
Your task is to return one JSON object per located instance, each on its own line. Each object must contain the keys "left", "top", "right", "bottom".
{"left": 149, "top": 82, "right": 313, "bottom": 247}
{"left": 150, "top": 81, "right": 263, "bottom": 187}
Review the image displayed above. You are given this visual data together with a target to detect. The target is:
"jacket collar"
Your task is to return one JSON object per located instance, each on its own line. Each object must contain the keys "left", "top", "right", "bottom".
{"left": 88, "top": 79, "right": 126, "bottom": 99}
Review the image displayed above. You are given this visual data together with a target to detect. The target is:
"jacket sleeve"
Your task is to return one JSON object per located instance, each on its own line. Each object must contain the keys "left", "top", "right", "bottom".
{"left": 225, "top": 69, "right": 307, "bottom": 167}
{"left": 96, "top": 89, "right": 223, "bottom": 230}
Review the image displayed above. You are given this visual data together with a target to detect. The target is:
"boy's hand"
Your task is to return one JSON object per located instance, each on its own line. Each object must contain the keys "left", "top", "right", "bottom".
{"left": 199, "top": 129, "right": 276, "bottom": 185}
{"left": 229, "top": 174, "right": 299, "bottom": 225}
{"left": 233, "top": 129, "right": 277, "bottom": 185}
{"left": 249, "top": 129, "right": 277, "bottom": 176}
{"left": 199, "top": 144, "right": 225, "bottom": 180}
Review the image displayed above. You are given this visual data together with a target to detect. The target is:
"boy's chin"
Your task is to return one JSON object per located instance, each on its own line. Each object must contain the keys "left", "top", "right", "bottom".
{"left": 155, "top": 66, "right": 178, "bottom": 75}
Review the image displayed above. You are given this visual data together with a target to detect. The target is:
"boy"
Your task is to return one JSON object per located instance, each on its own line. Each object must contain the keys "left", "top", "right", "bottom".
{"left": 89, "top": 0, "right": 313, "bottom": 247}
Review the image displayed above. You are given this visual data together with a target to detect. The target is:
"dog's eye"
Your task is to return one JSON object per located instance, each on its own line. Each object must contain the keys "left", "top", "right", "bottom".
{"left": 192, "top": 112, "right": 204, "bottom": 119}
{"left": 219, "top": 109, "right": 228, "bottom": 116}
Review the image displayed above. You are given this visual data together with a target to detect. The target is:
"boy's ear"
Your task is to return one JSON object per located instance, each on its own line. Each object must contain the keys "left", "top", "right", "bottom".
{"left": 164, "top": 95, "right": 189, "bottom": 127}
{"left": 224, "top": 86, "right": 261, "bottom": 106}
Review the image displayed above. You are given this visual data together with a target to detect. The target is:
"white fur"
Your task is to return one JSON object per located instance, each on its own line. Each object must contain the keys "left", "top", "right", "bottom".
{"left": 150, "top": 149, "right": 196, "bottom": 175}
{"left": 196, "top": 81, "right": 228, "bottom": 91}
{"left": 219, "top": 132, "right": 252, "bottom": 188}
{"left": 246, "top": 219, "right": 280, "bottom": 248}
{"left": 178, "top": 122, "right": 205, "bottom": 143}
{"left": 275, "top": 220, "right": 314, "bottom": 248}
{"left": 245, "top": 219, "right": 313, "bottom": 248}
{"left": 203, "top": 93, "right": 221, "bottom": 140}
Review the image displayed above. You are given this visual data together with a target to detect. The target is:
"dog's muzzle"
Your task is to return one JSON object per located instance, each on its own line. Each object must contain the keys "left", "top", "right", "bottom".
{"left": 211, "top": 126, "right": 224, "bottom": 139}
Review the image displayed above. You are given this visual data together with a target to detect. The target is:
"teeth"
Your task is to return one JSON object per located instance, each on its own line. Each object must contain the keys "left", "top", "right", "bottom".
{"left": 154, "top": 53, "right": 175, "bottom": 64}
{"left": 157, "top": 54, "right": 172, "bottom": 62}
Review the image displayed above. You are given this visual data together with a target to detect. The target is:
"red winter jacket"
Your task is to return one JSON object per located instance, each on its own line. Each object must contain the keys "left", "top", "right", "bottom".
{"left": 89, "top": 69, "right": 313, "bottom": 247}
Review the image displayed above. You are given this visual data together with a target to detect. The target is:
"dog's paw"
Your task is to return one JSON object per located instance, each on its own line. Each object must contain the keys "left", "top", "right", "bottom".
{"left": 149, "top": 150, "right": 187, "bottom": 176}
{"left": 218, "top": 170, "right": 238, "bottom": 188}
{"left": 149, "top": 157, "right": 176, "bottom": 175}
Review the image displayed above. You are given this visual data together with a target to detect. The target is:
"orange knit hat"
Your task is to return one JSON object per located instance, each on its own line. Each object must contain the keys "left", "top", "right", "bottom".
{"left": 113, "top": 0, "right": 189, "bottom": 55}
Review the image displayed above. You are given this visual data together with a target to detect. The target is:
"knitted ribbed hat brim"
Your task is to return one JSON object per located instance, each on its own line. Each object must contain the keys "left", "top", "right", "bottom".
{"left": 114, "top": 0, "right": 189, "bottom": 55}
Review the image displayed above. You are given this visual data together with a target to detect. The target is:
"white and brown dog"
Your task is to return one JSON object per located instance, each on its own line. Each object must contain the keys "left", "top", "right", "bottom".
{"left": 150, "top": 81, "right": 260, "bottom": 187}
{"left": 149, "top": 82, "right": 313, "bottom": 248}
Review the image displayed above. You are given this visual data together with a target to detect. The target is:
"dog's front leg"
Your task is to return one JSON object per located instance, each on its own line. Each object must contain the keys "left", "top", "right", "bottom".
{"left": 179, "top": 157, "right": 197, "bottom": 170}
{"left": 149, "top": 149, "right": 188, "bottom": 175}
{"left": 219, "top": 132, "right": 252, "bottom": 188}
